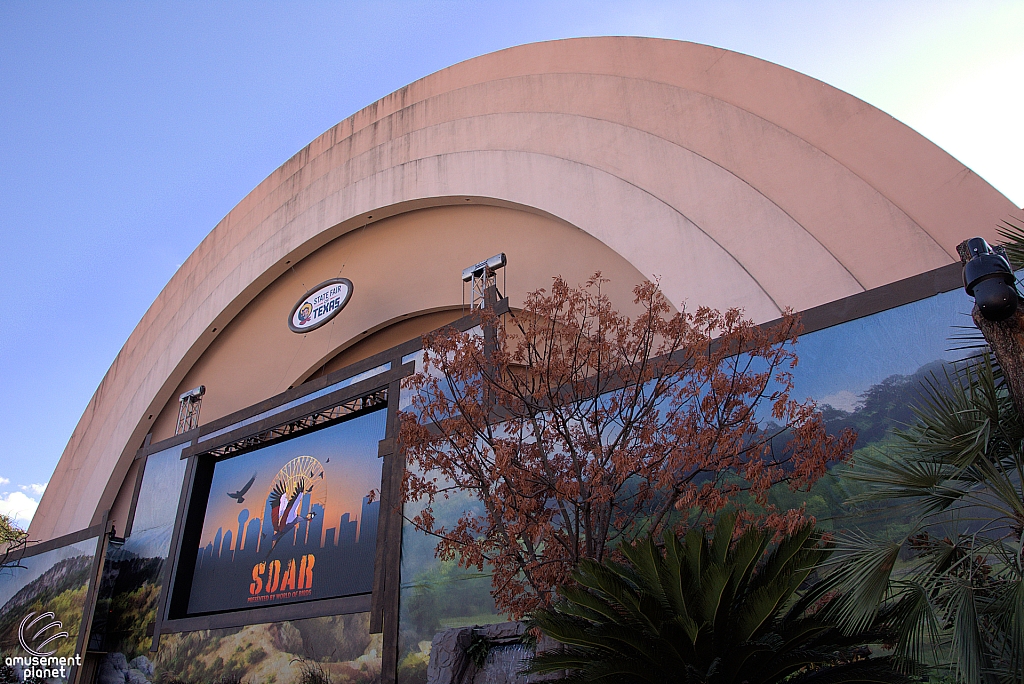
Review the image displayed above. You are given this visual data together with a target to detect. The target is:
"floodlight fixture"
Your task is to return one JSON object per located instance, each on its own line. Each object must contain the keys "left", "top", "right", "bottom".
{"left": 176, "top": 385, "right": 207, "bottom": 434}
{"left": 462, "top": 253, "right": 507, "bottom": 282}
{"left": 961, "top": 237, "right": 1019, "bottom": 322}
{"left": 179, "top": 385, "right": 206, "bottom": 402}
{"left": 462, "top": 253, "right": 507, "bottom": 309}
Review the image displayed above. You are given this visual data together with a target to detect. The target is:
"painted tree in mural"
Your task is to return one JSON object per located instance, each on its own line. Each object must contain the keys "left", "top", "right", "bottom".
{"left": 397, "top": 274, "right": 856, "bottom": 618}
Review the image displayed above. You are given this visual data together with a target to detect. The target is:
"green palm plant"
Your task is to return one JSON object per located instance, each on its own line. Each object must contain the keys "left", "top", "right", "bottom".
{"left": 820, "top": 355, "right": 1024, "bottom": 684}
{"left": 996, "top": 218, "right": 1024, "bottom": 270}
{"left": 525, "top": 513, "right": 909, "bottom": 684}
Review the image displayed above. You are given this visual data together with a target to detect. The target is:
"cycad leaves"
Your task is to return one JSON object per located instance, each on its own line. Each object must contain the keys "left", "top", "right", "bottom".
{"left": 527, "top": 515, "right": 906, "bottom": 684}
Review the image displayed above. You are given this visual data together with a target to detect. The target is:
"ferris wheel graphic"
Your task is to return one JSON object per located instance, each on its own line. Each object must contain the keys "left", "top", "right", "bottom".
{"left": 264, "top": 455, "right": 327, "bottom": 553}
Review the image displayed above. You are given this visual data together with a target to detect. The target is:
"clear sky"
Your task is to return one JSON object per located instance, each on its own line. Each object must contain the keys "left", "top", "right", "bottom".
{"left": 1, "top": 1, "right": 1022, "bottom": 527}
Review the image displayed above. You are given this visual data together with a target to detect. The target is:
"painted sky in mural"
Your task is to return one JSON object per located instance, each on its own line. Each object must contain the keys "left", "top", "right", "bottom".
{"left": 792, "top": 287, "right": 976, "bottom": 410}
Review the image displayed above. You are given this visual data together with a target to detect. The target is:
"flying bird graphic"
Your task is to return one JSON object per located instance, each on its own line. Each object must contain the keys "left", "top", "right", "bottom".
{"left": 227, "top": 472, "right": 257, "bottom": 503}
{"left": 264, "top": 477, "right": 314, "bottom": 557}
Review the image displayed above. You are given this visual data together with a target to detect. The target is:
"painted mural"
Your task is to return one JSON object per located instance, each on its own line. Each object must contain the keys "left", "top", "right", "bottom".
{"left": 89, "top": 442, "right": 188, "bottom": 671}
{"left": 393, "top": 286, "right": 979, "bottom": 683}
{"left": 146, "top": 612, "right": 380, "bottom": 684}
{"left": 0, "top": 537, "right": 99, "bottom": 683}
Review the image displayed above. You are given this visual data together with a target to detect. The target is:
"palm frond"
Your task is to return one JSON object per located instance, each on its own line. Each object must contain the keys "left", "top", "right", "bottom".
{"left": 845, "top": 451, "right": 967, "bottom": 512}
{"left": 996, "top": 218, "right": 1024, "bottom": 271}
{"left": 989, "top": 566, "right": 1024, "bottom": 684}
{"left": 947, "top": 578, "right": 988, "bottom": 684}
{"left": 886, "top": 581, "right": 943, "bottom": 669}
{"left": 819, "top": 531, "right": 902, "bottom": 634}
{"left": 792, "top": 659, "right": 915, "bottom": 684}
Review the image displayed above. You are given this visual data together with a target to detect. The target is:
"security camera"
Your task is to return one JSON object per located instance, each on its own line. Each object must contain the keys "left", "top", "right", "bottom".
{"left": 962, "top": 237, "right": 1019, "bottom": 322}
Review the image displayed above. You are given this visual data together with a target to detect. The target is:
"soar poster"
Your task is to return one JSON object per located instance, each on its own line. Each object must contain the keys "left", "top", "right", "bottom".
{"left": 187, "top": 409, "right": 385, "bottom": 614}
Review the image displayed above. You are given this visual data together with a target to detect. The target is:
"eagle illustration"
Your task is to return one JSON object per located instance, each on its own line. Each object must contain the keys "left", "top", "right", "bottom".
{"left": 264, "top": 476, "right": 314, "bottom": 556}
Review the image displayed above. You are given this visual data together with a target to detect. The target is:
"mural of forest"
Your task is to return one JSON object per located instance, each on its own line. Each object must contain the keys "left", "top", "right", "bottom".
{"left": 94, "top": 444, "right": 187, "bottom": 684}
{"left": 392, "top": 360, "right": 960, "bottom": 683}
{"left": 145, "top": 613, "right": 381, "bottom": 684}
{"left": 0, "top": 538, "right": 99, "bottom": 683}
{"left": 767, "top": 359, "right": 960, "bottom": 535}
{"left": 397, "top": 493, "right": 501, "bottom": 684}
{"left": 393, "top": 287, "right": 977, "bottom": 683}
{"left": 91, "top": 546, "right": 167, "bottom": 662}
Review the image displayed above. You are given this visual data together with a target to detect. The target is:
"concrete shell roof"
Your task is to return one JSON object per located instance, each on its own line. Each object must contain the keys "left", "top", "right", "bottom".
{"left": 31, "top": 36, "right": 1019, "bottom": 540}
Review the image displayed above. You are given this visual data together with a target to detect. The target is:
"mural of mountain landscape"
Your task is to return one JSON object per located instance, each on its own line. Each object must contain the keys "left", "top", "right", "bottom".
{"left": 768, "top": 286, "right": 977, "bottom": 535}
{"left": 0, "top": 538, "right": 99, "bottom": 683}
{"left": 393, "top": 280, "right": 983, "bottom": 679}
{"left": 147, "top": 613, "right": 382, "bottom": 684}
{"left": 93, "top": 443, "right": 188, "bottom": 683}
{"left": 766, "top": 359, "right": 964, "bottom": 535}
{"left": 89, "top": 532, "right": 170, "bottom": 660}
{"left": 393, "top": 355, "right": 974, "bottom": 683}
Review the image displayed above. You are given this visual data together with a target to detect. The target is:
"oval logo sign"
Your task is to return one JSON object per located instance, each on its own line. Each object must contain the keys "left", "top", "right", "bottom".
{"left": 288, "top": 278, "right": 353, "bottom": 333}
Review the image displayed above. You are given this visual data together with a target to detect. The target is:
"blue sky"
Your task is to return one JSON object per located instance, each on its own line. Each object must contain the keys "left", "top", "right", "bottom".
{"left": 2, "top": 1, "right": 1022, "bottom": 527}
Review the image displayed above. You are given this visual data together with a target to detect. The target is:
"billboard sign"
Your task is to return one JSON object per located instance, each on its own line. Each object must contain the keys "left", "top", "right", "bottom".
{"left": 185, "top": 408, "right": 385, "bottom": 615}
{"left": 0, "top": 535, "right": 101, "bottom": 683}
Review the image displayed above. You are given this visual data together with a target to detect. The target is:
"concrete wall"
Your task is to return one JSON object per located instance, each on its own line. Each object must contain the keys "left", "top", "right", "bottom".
{"left": 31, "top": 36, "right": 1020, "bottom": 542}
{"left": 146, "top": 204, "right": 650, "bottom": 444}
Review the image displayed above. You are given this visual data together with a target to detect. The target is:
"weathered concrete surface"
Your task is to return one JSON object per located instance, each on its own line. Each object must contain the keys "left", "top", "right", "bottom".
{"left": 32, "top": 36, "right": 1020, "bottom": 542}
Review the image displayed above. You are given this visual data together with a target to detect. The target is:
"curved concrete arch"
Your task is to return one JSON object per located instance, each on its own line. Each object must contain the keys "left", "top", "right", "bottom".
{"left": 336, "top": 37, "right": 1012, "bottom": 254}
{"left": 333, "top": 149, "right": 786, "bottom": 317}
{"left": 293, "top": 306, "right": 466, "bottom": 386}
{"left": 295, "top": 73, "right": 954, "bottom": 288}
{"left": 314, "top": 109, "right": 869, "bottom": 305}
{"left": 145, "top": 203, "right": 656, "bottom": 445}
{"left": 31, "top": 37, "right": 1019, "bottom": 542}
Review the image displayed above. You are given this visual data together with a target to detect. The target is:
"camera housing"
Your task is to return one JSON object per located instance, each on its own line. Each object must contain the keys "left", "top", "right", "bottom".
{"left": 963, "top": 237, "right": 1019, "bottom": 322}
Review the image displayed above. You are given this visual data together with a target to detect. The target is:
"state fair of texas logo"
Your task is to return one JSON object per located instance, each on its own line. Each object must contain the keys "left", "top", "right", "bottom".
{"left": 18, "top": 610, "right": 69, "bottom": 656}
{"left": 288, "top": 278, "right": 353, "bottom": 333}
{"left": 297, "top": 302, "right": 314, "bottom": 325}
